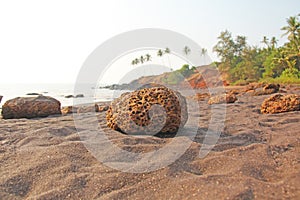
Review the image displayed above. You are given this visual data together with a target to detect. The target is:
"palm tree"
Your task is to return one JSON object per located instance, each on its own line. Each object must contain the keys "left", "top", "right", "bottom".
{"left": 200, "top": 48, "right": 207, "bottom": 56}
{"left": 270, "top": 37, "right": 278, "bottom": 49}
{"left": 164, "top": 47, "right": 172, "bottom": 70}
{"left": 261, "top": 36, "right": 269, "bottom": 48}
{"left": 131, "top": 60, "right": 136, "bottom": 65}
{"left": 140, "top": 55, "right": 145, "bottom": 64}
{"left": 157, "top": 49, "right": 165, "bottom": 66}
{"left": 281, "top": 16, "right": 300, "bottom": 41}
{"left": 164, "top": 47, "right": 170, "bottom": 54}
{"left": 183, "top": 46, "right": 191, "bottom": 57}
{"left": 200, "top": 48, "right": 207, "bottom": 64}
{"left": 157, "top": 49, "right": 164, "bottom": 57}
{"left": 145, "top": 54, "right": 151, "bottom": 62}
{"left": 281, "top": 16, "right": 300, "bottom": 48}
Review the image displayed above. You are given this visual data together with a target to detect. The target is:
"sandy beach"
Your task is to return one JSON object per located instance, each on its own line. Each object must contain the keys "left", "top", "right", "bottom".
{"left": 0, "top": 85, "right": 299, "bottom": 199}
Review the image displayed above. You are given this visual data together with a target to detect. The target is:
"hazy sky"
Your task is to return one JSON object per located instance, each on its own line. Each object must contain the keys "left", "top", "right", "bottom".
{"left": 0, "top": 0, "right": 299, "bottom": 84}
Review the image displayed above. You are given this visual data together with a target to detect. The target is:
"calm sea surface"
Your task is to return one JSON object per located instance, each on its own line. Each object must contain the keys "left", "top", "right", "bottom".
{"left": 0, "top": 83, "right": 128, "bottom": 107}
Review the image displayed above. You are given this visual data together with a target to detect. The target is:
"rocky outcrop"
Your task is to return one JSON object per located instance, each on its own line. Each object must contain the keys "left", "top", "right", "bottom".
{"left": 1, "top": 95, "right": 61, "bottom": 119}
{"left": 106, "top": 86, "right": 188, "bottom": 135}
{"left": 246, "top": 83, "right": 280, "bottom": 96}
{"left": 261, "top": 94, "right": 300, "bottom": 114}
{"left": 208, "top": 93, "right": 237, "bottom": 105}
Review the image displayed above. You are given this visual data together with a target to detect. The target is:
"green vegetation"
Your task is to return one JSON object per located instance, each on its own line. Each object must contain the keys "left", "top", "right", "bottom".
{"left": 213, "top": 14, "right": 300, "bottom": 85}
{"left": 163, "top": 64, "right": 195, "bottom": 85}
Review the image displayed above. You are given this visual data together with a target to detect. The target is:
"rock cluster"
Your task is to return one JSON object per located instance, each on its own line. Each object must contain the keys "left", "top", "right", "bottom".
{"left": 261, "top": 94, "right": 300, "bottom": 114}
{"left": 208, "top": 93, "right": 237, "bottom": 105}
{"left": 106, "top": 86, "right": 188, "bottom": 135}
{"left": 61, "top": 104, "right": 109, "bottom": 115}
{"left": 244, "top": 83, "right": 280, "bottom": 96}
{"left": 1, "top": 95, "right": 61, "bottom": 119}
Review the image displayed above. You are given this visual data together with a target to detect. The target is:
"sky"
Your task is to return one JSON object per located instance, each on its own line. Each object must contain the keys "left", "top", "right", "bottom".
{"left": 0, "top": 0, "right": 299, "bottom": 84}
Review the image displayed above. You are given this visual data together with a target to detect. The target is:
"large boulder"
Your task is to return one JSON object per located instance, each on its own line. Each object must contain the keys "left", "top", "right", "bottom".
{"left": 261, "top": 94, "right": 300, "bottom": 114}
{"left": 106, "top": 86, "right": 188, "bottom": 135}
{"left": 208, "top": 93, "right": 237, "bottom": 105}
{"left": 1, "top": 95, "right": 61, "bottom": 119}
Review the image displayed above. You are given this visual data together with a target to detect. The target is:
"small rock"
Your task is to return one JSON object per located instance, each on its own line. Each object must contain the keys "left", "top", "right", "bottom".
{"left": 188, "top": 93, "right": 210, "bottom": 101}
{"left": 97, "top": 105, "right": 109, "bottom": 112}
{"left": 1, "top": 96, "right": 61, "bottom": 119}
{"left": 26, "top": 93, "right": 40, "bottom": 96}
{"left": 77, "top": 104, "right": 99, "bottom": 113}
{"left": 75, "top": 94, "right": 84, "bottom": 98}
{"left": 208, "top": 93, "right": 237, "bottom": 104}
{"left": 61, "top": 106, "right": 77, "bottom": 115}
{"left": 65, "top": 95, "right": 74, "bottom": 98}
{"left": 261, "top": 94, "right": 300, "bottom": 114}
{"left": 0, "top": 95, "right": 2, "bottom": 103}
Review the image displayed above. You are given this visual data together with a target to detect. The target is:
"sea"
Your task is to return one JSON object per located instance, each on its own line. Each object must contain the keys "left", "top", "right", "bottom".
{"left": 0, "top": 83, "right": 129, "bottom": 108}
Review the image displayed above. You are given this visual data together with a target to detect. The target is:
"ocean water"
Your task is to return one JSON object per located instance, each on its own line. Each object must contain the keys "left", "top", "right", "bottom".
{"left": 0, "top": 83, "right": 129, "bottom": 107}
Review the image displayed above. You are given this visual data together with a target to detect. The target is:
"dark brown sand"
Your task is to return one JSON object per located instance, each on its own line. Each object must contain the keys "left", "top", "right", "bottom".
{"left": 0, "top": 86, "right": 299, "bottom": 199}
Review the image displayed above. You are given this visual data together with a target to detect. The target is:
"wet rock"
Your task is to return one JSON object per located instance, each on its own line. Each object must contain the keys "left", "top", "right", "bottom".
{"left": 261, "top": 94, "right": 300, "bottom": 114}
{"left": 2, "top": 96, "right": 61, "bottom": 119}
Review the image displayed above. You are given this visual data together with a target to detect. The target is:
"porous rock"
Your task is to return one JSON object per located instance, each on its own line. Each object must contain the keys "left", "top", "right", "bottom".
{"left": 106, "top": 86, "right": 188, "bottom": 135}
{"left": 261, "top": 94, "right": 300, "bottom": 114}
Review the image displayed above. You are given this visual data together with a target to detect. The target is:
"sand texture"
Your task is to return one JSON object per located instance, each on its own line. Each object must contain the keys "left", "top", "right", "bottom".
{"left": 0, "top": 86, "right": 300, "bottom": 199}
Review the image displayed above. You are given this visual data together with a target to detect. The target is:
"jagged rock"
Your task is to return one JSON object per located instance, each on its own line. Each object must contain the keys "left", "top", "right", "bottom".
{"left": 261, "top": 94, "right": 300, "bottom": 114}
{"left": 1, "top": 95, "right": 61, "bottom": 119}
{"left": 0, "top": 95, "right": 3, "bottom": 103}
{"left": 208, "top": 93, "right": 237, "bottom": 105}
{"left": 106, "top": 86, "right": 188, "bottom": 135}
